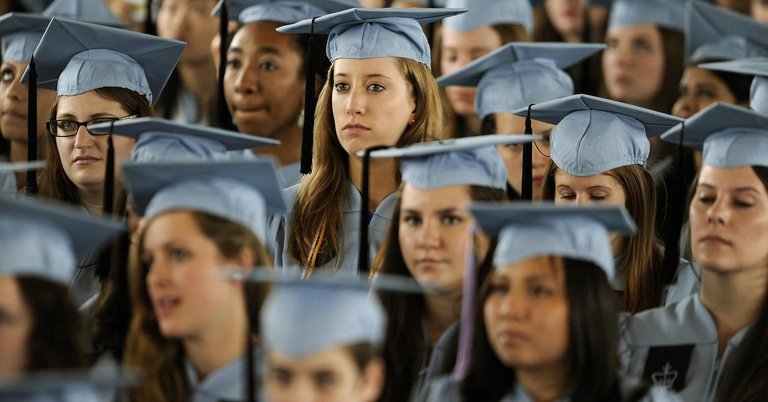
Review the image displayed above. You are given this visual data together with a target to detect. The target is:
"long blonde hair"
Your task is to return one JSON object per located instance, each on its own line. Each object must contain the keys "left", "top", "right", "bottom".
{"left": 123, "top": 211, "right": 271, "bottom": 402}
{"left": 287, "top": 57, "right": 446, "bottom": 269}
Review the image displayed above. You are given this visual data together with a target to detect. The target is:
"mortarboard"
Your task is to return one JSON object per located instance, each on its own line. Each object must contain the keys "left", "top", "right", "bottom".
{"left": 660, "top": 102, "right": 768, "bottom": 168}
{"left": 225, "top": 268, "right": 426, "bottom": 357}
{"left": 239, "top": 0, "right": 359, "bottom": 24}
{"left": 512, "top": 94, "right": 682, "bottom": 176}
{"left": 442, "top": 0, "right": 532, "bottom": 35}
{"left": 278, "top": 7, "right": 466, "bottom": 174}
{"left": 436, "top": 42, "right": 605, "bottom": 119}
{"left": 21, "top": 18, "right": 185, "bottom": 105}
{"left": 608, "top": 0, "right": 686, "bottom": 32}
{"left": 42, "top": 0, "right": 127, "bottom": 28}
{"left": 89, "top": 117, "right": 279, "bottom": 162}
{"left": 0, "top": 195, "right": 124, "bottom": 285}
{"left": 700, "top": 57, "right": 768, "bottom": 115}
{"left": 471, "top": 203, "right": 637, "bottom": 282}
{"left": 121, "top": 159, "right": 288, "bottom": 243}
{"left": 686, "top": 1, "right": 768, "bottom": 64}
{"left": 0, "top": 13, "right": 49, "bottom": 63}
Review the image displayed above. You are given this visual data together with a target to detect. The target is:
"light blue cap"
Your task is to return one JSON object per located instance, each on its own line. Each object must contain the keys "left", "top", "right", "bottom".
{"left": 0, "top": 160, "right": 45, "bottom": 173}
{"left": 89, "top": 117, "right": 279, "bottom": 162}
{"left": 470, "top": 203, "right": 637, "bottom": 281}
{"left": 21, "top": 18, "right": 185, "bottom": 105}
{"left": 236, "top": 0, "right": 359, "bottom": 24}
{"left": 42, "top": 0, "right": 127, "bottom": 28}
{"left": 251, "top": 269, "right": 425, "bottom": 357}
{"left": 512, "top": 94, "right": 682, "bottom": 176}
{"left": 0, "top": 196, "right": 124, "bottom": 285}
{"left": 0, "top": 13, "right": 48, "bottom": 63}
{"left": 686, "top": 1, "right": 768, "bottom": 64}
{"left": 700, "top": 57, "right": 768, "bottom": 115}
{"left": 121, "top": 160, "right": 288, "bottom": 242}
{"left": 443, "top": 0, "right": 532, "bottom": 35}
{"left": 437, "top": 43, "right": 605, "bottom": 119}
{"left": 364, "top": 136, "right": 539, "bottom": 190}
{"left": 278, "top": 8, "right": 466, "bottom": 66}
{"left": 609, "top": 0, "right": 686, "bottom": 32}
{"left": 660, "top": 102, "right": 768, "bottom": 168}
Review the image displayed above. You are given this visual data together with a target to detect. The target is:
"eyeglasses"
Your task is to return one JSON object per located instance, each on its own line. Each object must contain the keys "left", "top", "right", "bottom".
{"left": 46, "top": 115, "right": 138, "bottom": 137}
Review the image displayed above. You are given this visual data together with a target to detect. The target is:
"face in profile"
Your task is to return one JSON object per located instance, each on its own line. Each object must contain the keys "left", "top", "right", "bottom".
{"left": 398, "top": 183, "right": 489, "bottom": 293}
{"left": 331, "top": 57, "right": 416, "bottom": 156}
{"left": 689, "top": 165, "right": 768, "bottom": 273}
{"left": 602, "top": 24, "right": 665, "bottom": 108}
{"left": 265, "top": 345, "right": 384, "bottom": 402}
{"left": 483, "top": 256, "right": 570, "bottom": 370}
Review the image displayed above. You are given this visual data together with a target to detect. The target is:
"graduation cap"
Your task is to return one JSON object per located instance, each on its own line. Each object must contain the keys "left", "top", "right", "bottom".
{"left": 511, "top": 94, "right": 682, "bottom": 176}
{"left": 0, "top": 13, "right": 50, "bottom": 63}
{"left": 442, "top": 0, "right": 532, "bottom": 35}
{"left": 278, "top": 7, "right": 466, "bottom": 174}
{"left": 121, "top": 159, "right": 288, "bottom": 243}
{"left": 608, "top": 0, "right": 686, "bottom": 32}
{"left": 436, "top": 42, "right": 605, "bottom": 119}
{"left": 686, "top": 1, "right": 768, "bottom": 64}
{"left": 660, "top": 102, "right": 768, "bottom": 168}
{"left": 700, "top": 57, "right": 768, "bottom": 115}
{"left": 0, "top": 195, "right": 124, "bottom": 285}
{"left": 471, "top": 203, "right": 637, "bottom": 282}
{"left": 224, "top": 268, "right": 427, "bottom": 357}
{"left": 21, "top": 18, "right": 185, "bottom": 105}
{"left": 0, "top": 160, "right": 45, "bottom": 174}
{"left": 42, "top": 0, "right": 128, "bottom": 28}
{"left": 89, "top": 117, "right": 279, "bottom": 162}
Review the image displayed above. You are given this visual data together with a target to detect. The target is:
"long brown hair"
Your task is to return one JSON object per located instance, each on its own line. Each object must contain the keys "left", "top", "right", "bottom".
{"left": 123, "top": 211, "right": 271, "bottom": 402}
{"left": 542, "top": 162, "right": 663, "bottom": 313}
{"left": 287, "top": 57, "right": 446, "bottom": 269}
{"left": 37, "top": 87, "right": 153, "bottom": 205}
{"left": 432, "top": 23, "right": 529, "bottom": 138}
{"left": 376, "top": 185, "right": 506, "bottom": 402}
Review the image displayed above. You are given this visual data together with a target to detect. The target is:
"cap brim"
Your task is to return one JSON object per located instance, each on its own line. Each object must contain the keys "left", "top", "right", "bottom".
{"left": 0, "top": 196, "right": 124, "bottom": 261}
{"left": 437, "top": 43, "right": 605, "bottom": 87}
{"left": 121, "top": 159, "right": 288, "bottom": 216}
{"left": 0, "top": 368, "right": 140, "bottom": 394}
{"left": 358, "top": 134, "right": 541, "bottom": 158}
{"left": 512, "top": 94, "right": 682, "bottom": 137}
{"left": 0, "top": 13, "right": 51, "bottom": 36}
{"left": 699, "top": 57, "right": 768, "bottom": 78}
{"left": 277, "top": 7, "right": 467, "bottom": 34}
{"left": 21, "top": 18, "right": 185, "bottom": 102}
{"left": 660, "top": 102, "right": 768, "bottom": 148}
{"left": 89, "top": 117, "right": 280, "bottom": 150}
{"left": 0, "top": 160, "right": 46, "bottom": 174}
{"left": 470, "top": 202, "right": 637, "bottom": 236}
{"left": 687, "top": 1, "right": 768, "bottom": 60}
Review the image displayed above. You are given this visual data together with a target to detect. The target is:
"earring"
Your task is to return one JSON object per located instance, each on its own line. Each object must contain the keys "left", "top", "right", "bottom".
{"left": 297, "top": 109, "right": 305, "bottom": 128}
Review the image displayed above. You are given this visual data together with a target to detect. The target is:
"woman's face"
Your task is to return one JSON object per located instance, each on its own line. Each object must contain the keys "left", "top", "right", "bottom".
{"left": 493, "top": 114, "right": 554, "bottom": 199}
{"left": 0, "top": 61, "right": 57, "bottom": 142}
{"left": 143, "top": 211, "right": 247, "bottom": 339}
{"left": 0, "top": 276, "right": 32, "bottom": 377}
{"left": 603, "top": 24, "right": 665, "bottom": 107}
{"left": 690, "top": 165, "right": 768, "bottom": 272}
{"left": 553, "top": 169, "right": 627, "bottom": 207}
{"left": 754, "top": 0, "right": 768, "bottom": 24}
{"left": 484, "top": 256, "right": 570, "bottom": 369}
{"left": 331, "top": 57, "right": 416, "bottom": 156}
{"left": 672, "top": 67, "right": 738, "bottom": 119}
{"left": 399, "top": 184, "right": 489, "bottom": 293}
{"left": 55, "top": 92, "right": 135, "bottom": 193}
{"left": 224, "top": 22, "right": 305, "bottom": 138}
{"left": 266, "top": 346, "right": 384, "bottom": 402}
{"left": 156, "top": 0, "right": 218, "bottom": 64}
{"left": 440, "top": 26, "right": 503, "bottom": 118}
{"left": 545, "top": 0, "right": 585, "bottom": 39}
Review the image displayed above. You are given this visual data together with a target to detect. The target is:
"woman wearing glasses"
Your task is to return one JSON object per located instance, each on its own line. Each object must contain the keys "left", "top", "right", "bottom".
{"left": 33, "top": 19, "right": 183, "bottom": 214}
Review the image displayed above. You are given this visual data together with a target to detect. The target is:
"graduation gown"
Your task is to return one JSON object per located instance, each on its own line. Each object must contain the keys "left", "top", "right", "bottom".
{"left": 185, "top": 356, "right": 262, "bottom": 402}
{"left": 619, "top": 295, "right": 750, "bottom": 402}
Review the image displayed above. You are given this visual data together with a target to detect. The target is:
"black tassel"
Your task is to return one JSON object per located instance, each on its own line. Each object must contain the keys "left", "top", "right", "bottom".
{"left": 26, "top": 57, "right": 37, "bottom": 195}
{"left": 244, "top": 287, "right": 257, "bottom": 402}
{"left": 102, "top": 134, "right": 115, "bottom": 215}
{"left": 521, "top": 104, "right": 534, "bottom": 200}
{"left": 216, "top": 1, "right": 236, "bottom": 130}
{"left": 358, "top": 145, "right": 389, "bottom": 274}
{"left": 661, "top": 122, "right": 688, "bottom": 285}
{"left": 143, "top": 0, "right": 155, "bottom": 35}
{"left": 299, "top": 17, "right": 319, "bottom": 174}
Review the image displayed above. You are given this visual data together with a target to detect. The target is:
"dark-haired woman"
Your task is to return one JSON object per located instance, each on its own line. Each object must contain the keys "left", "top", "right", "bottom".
{"left": 425, "top": 204, "right": 681, "bottom": 402}
{"left": 622, "top": 103, "right": 768, "bottom": 402}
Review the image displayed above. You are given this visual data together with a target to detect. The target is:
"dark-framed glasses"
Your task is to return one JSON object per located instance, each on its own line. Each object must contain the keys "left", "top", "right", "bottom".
{"left": 46, "top": 115, "right": 138, "bottom": 137}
